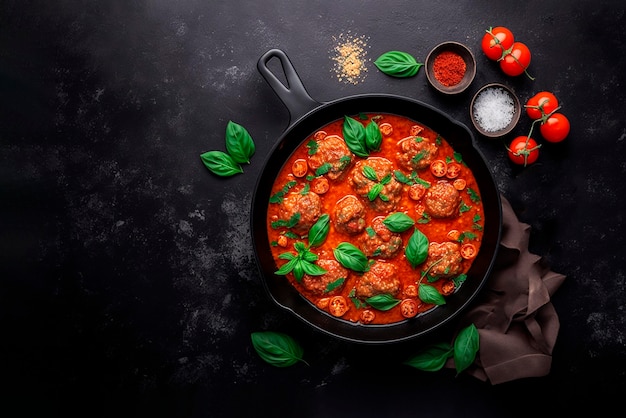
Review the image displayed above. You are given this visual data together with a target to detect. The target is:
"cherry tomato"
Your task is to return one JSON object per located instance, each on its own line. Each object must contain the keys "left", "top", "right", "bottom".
{"left": 499, "top": 42, "right": 532, "bottom": 77}
{"left": 460, "top": 243, "right": 478, "bottom": 259}
{"left": 291, "top": 159, "right": 308, "bottom": 177}
{"left": 408, "top": 183, "right": 426, "bottom": 200}
{"left": 481, "top": 26, "right": 515, "bottom": 61}
{"left": 430, "top": 159, "right": 447, "bottom": 177}
{"left": 525, "top": 91, "right": 559, "bottom": 120}
{"left": 400, "top": 299, "right": 419, "bottom": 318}
{"left": 328, "top": 296, "right": 349, "bottom": 317}
{"left": 311, "top": 177, "right": 329, "bottom": 194}
{"left": 452, "top": 178, "right": 466, "bottom": 191}
{"left": 379, "top": 123, "right": 393, "bottom": 136}
{"left": 360, "top": 309, "right": 376, "bottom": 324}
{"left": 447, "top": 229, "right": 461, "bottom": 241}
{"left": 507, "top": 136, "right": 540, "bottom": 166}
{"left": 540, "top": 113, "right": 570, "bottom": 143}
{"left": 445, "top": 162, "right": 462, "bottom": 179}
{"left": 441, "top": 280, "right": 456, "bottom": 296}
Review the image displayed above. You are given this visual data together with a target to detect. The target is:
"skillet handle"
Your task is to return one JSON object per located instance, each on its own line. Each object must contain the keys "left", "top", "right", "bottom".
{"left": 257, "top": 49, "right": 321, "bottom": 124}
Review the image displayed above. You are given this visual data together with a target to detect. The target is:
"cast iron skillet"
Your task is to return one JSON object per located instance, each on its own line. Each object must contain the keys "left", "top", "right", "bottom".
{"left": 251, "top": 49, "right": 502, "bottom": 344}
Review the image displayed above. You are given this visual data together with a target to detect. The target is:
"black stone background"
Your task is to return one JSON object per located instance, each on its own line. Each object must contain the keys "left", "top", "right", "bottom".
{"left": 2, "top": 0, "right": 625, "bottom": 417}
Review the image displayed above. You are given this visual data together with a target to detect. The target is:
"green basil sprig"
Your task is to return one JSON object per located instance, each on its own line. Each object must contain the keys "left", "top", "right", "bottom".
{"left": 374, "top": 51, "right": 423, "bottom": 78}
{"left": 275, "top": 215, "right": 330, "bottom": 281}
{"left": 404, "top": 323, "right": 480, "bottom": 374}
{"left": 200, "top": 120, "right": 256, "bottom": 177}
{"left": 225, "top": 120, "right": 255, "bottom": 164}
{"left": 366, "top": 293, "right": 401, "bottom": 311}
{"left": 342, "top": 116, "right": 383, "bottom": 157}
{"left": 333, "top": 242, "right": 369, "bottom": 272}
{"left": 200, "top": 151, "right": 243, "bottom": 177}
{"left": 251, "top": 331, "right": 308, "bottom": 367}
{"left": 383, "top": 212, "right": 415, "bottom": 233}
{"left": 405, "top": 228, "right": 429, "bottom": 268}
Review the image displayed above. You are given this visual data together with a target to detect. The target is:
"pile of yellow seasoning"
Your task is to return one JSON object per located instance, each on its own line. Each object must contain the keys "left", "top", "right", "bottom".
{"left": 331, "top": 33, "right": 369, "bottom": 85}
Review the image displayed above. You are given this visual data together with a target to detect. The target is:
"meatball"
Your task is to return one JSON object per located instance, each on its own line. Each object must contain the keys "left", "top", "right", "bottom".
{"left": 422, "top": 241, "right": 463, "bottom": 279}
{"left": 350, "top": 157, "right": 403, "bottom": 212}
{"left": 302, "top": 258, "right": 348, "bottom": 296}
{"left": 423, "top": 181, "right": 460, "bottom": 218}
{"left": 396, "top": 135, "right": 439, "bottom": 171}
{"left": 278, "top": 191, "right": 321, "bottom": 233}
{"left": 308, "top": 134, "right": 353, "bottom": 180}
{"left": 334, "top": 195, "right": 366, "bottom": 235}
{"left": 359, "top": 216, "right": 403, "bottom": 259}
{"left": 355, "top": 262, "right": 400, "bottom": 299}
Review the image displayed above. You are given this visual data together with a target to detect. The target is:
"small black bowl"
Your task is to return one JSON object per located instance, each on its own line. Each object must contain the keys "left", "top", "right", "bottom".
{"left": 425, "top": 41, "right": 476, "bottom": 94}
{"left": 470, "top": 83, "right": 521, "bottom": 138}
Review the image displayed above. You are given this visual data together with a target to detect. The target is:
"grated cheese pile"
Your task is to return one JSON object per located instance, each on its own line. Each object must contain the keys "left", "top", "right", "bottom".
{"left": 331, "top": 32, "right": 369, "bottom": 85}
{"left": 472, "top": 87, "right": 516, "bottom": 132}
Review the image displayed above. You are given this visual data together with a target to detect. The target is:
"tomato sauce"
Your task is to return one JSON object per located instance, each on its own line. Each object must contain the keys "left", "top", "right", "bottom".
{"left": 266, "top": 113, "right": 485, "bottom": 325}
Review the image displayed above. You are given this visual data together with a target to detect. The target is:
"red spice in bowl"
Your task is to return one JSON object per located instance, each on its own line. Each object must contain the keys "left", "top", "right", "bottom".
{"left": 425, "top": 41, "right": 476, "bottom": 94}
{"left": 433, "top": 51, "right": 466, "bottom": 87}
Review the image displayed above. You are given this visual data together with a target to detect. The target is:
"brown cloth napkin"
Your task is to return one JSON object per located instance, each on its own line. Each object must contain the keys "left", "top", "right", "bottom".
{"left": 445, "top": 195, "right": 566, "bottom": 384}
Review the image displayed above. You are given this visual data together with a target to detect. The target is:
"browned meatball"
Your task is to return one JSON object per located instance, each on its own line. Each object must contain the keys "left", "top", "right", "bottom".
{"left": 350, "top": 157, "right": 403, "bottom": 212}
{"left": 308, "top": 134, "right": 353, "bottom": 180}
{"left": 334, "top": 195, "right": 366, "bottom": 235}
{"left": 278, "top": 191, "right": 321, "bottom": 233}
{"left": 355, "top": 262, "right": 400, "bottom": 299}
{"left": 396, "top": 135, "right": 439, "bottom": 171}
{"left": 302, "top": 258, "right": 348, "bottom": 296}
{"left": 422, "top": 241, "right": 463, "bottom": 278}
{"left": 423, "top": 181, "right": 460, "bottom": 218}
{"left": 359, "top": 216, "right": 403, "bottom": 259}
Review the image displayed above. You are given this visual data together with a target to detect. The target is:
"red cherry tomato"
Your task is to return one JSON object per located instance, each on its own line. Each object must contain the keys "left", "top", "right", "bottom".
{"left": 507, "top": 136, "right": 540, "bottom": 166}
{"left": 500, "top": 42, "right": 532, "bottom": 77}
{"left": 481, "top": 26, "right": 515, "bottom": 61}
{"left": 430, "top": 160, "right": 447, "bottom": 177}
{"left": 400, "top": 299, "right": 419, "bottom": 318}
{"left": 328, "top": 296, "right": 349, "bottom": 317}
{"left": 525, "top": 92, "right": 559, "bottom": 120}
{"left": 540, "top": 113, "right": 570, "bottom": 143}
{"left": 460, "top": 243, "right": 477, "bottom": 259}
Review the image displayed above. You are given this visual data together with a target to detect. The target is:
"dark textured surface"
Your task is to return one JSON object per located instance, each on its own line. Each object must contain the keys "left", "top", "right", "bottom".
{"left": 2, "top": 0, "right": 625, "bottom": 416}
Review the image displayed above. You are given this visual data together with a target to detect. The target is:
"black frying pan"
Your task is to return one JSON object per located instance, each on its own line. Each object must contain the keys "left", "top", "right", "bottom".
{"left": 251, "top": 49, "right": 502, "bottom": 344}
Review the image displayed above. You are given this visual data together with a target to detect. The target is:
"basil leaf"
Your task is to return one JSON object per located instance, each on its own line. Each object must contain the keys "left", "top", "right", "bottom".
{"left": 334, "top": 242, "right": 369, "bottom": 272}
{"left": 368, "top": 183, "right": 383, "bottom": 201}
{"left": 365, "top": 293, "right": 401, "bottom": 311}
{"left": 374, "top": 51, "right": 423, "bottom": 78}
{"left": 301, "top": 261, "right": 327, "bottom": 276}
{"left": 275, "top": 256, "right": 298, "bottom": 275}
{"left": 225, "top": 120, "right": 255, "bottom": 164}
{"left": 365, "top": 120, "right": 382, "bottom": 152}
{"left": 343, "top": 116, "right": 368, "bottom": 157}
{"left": 325, "top": 277, "right": 345, "bottom": 293}
{"left": 383, "top": 212, "right": 415, "bottom": 232}
{"left": 301, "top": 250, "right": 319, "bottom": 263}
{"left": 200, "top": 150, "right": 243, "bottom": 177}
{"left": 418, "top": 283, "right": 446, "bottom": 305}
{"left": 308, "top": 214, "right": 330, "bottom": 248}
{"left": 404, "top": 342, "right": 454, "bottom": 372}
{"left": 453, "top": 324, "right": 480, "bottom": 374}
{"left": 405, "top": 228, "right": 429, "bottom": 268}
{"left": 250, "top": 331, "right": 307, "bottom": 367}
{"left": 362, "top": 165, "right": 378, "bottom": 182}
{"left": 292, "top": 259, "right": 304, "bottom": 281}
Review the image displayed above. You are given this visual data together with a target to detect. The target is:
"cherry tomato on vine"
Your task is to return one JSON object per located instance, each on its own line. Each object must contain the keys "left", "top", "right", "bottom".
{"left": 525, "top": 91, "right": 559, "bottom": 120}
{"left": 481, "top": 26, "right": 515, "bottom": 61}
{"left": 540, "top": 113, "right": 570, "bottom": 143}
{"left": 507, "top": 136, "right": 540, "bottom": 166}
{"left": 500, "top": 42, "right": 532, "bottom": 77}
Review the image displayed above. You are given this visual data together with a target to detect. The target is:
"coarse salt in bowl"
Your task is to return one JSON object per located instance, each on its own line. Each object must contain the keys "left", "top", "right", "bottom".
{"left": 470, "top": 83, "right": 521, "bottom": 137}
